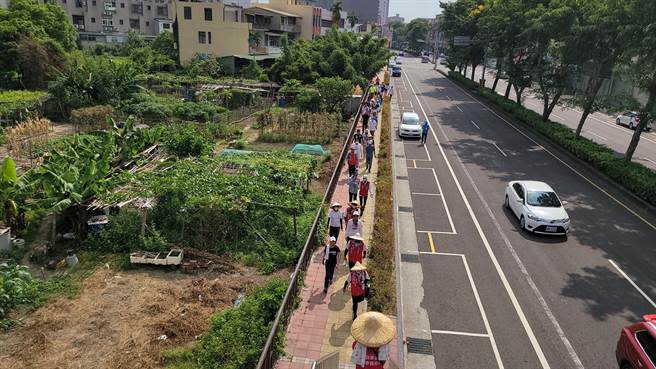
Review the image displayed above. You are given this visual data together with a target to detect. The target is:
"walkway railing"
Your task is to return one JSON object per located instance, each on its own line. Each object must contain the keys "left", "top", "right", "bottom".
{"left": 256, "top": 88, "right": 371, "bottom": 369}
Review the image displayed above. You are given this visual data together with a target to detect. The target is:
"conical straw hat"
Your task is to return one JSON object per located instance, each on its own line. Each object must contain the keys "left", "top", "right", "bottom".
{"left": 351, "top": 312, "right": 396, "bottom": 347}
{"left": 350, "top": 261, "right": 367, "bottom": 271}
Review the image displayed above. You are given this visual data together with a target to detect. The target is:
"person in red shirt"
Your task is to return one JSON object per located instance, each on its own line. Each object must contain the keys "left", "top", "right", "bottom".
{"left": 350, "top": 312, "right": 395, "bottom": 369}
{"left": 347, "top": 147, "right": 358, "bottom": 177}
{"left": 359, "top": 175, "right": 371, "bottom": 213}
{"left": 343, "top": 262, "right": 370, "bottom": 320}
{"left": 344, "top": 233, "right": 366, "bottom": 268}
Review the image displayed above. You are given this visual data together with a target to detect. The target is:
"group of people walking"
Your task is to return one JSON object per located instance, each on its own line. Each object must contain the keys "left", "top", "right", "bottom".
{"left": 319, "top": 80, "right": 396, "bottom": 369}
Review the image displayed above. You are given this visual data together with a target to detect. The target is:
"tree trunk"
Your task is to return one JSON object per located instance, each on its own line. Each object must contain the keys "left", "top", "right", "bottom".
{"left": 625, "top": 86, "right": 656, "bottom": 161}
{"left": 513, "top": 85, "right": 524, "bottom": 105}
{"left": 463, "top": 65, "right": 468, "bottom": 76}
{"left": 542, "top": 87, "right": 564, "bottom": 122}
{"left": 504, "top": 82, "right": 512, "bottom": 99}
{"left": 575, "top": 78, "right": 603, "bottom": 138}
{"left": 471, "top": 65, "right": 477, "bottom": 81}
{"left": 492, "top": 74, "right": 500, "bottom": 91}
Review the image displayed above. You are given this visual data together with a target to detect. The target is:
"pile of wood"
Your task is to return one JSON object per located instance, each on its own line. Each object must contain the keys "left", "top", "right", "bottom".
{"left": 180, "top": 248, "right": 240, "bottom": 274}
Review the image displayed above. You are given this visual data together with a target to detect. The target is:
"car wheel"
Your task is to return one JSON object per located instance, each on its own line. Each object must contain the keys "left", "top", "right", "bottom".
{"left": 629, "top": 121, "right": 635, "bottom": 130}
{"left": 519, "top": 215, "right": 526, "bottom": 230}
{"left": 504, "top": 195, "right": 510, "bottom": 209}
{"left": 616, "top": 118, "right": 621, "bottom": 125}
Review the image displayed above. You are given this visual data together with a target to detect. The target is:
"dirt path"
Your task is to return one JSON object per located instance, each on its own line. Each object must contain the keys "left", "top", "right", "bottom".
{"left": 0, "top": 264, "right": 270, "bottom": 369}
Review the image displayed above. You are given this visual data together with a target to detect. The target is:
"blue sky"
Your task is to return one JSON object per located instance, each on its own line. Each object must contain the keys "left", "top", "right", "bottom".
{"left": 389, "top": 0, "right": 442, "bottom": 21}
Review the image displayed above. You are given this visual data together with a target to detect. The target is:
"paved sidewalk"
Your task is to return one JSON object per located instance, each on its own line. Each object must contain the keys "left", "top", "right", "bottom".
{"left": 277, "top": 84, "right": 398, "bottom": 369}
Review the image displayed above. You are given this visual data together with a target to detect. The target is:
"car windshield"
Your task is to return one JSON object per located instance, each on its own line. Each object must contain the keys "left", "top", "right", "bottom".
{"left": 526, "top": 191, "right": 561, "bottom": 207}
{"left": 403, "top": 116, "right": 419, "bottom": 125}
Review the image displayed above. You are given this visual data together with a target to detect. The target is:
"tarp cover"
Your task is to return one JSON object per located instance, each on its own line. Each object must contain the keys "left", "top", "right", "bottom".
{"left": 290, "top": 144, "right": 328, "bottom": 156}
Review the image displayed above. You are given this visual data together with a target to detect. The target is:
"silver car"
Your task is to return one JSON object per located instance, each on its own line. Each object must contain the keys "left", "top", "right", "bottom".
{"left": 616, "top": 111, "right": 651, "bottom": 131}
{"left": 398, "top": 112, "right": 421, "bottom": 138}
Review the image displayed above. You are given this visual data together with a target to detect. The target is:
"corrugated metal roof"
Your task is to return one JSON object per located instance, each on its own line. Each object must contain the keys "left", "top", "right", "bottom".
{"left": 245, "top": 5, "right": 301, "bottom": 18}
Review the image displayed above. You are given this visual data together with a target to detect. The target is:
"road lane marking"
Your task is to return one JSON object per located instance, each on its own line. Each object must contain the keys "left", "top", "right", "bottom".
{"left": 430, "top": 168, "right": 457, "bottom": 234}
{"left": 417, "top": 230, "right": 457, "bottom": 235}
{"left": 588, "top": 131, "right": 607, "bottom": 141}
{"left": 423, "top": 143, "right": 432, "bottom": 161}
{"left": 403, "top": 71, "right": 551, "bottom": 369}
{"left": 432, "top": 329, "right": 489, "bottom": 338}
{"left": 412, "top": 192, "right": 442, "bottom": 196}
{"left": 419, "top": 251, "right": 463, "bottom": 256}
{"left": 492, "top": 142, "right": 507, "bottom": 157}
{"left": 413, "top": 159, "right": 417, "bottom": 168}
{"left": 428, "top": 233, "right": 436, "bottom": 253}
{"left": 437, "top": 71, "right": 656, "bottom": 232}
{"left": 609, "top": 259, "right": 656, "bottom": 309}
{"left": 640, "top": 157, "right": 656, "bottom": 165}
{"left": 456, "top": 106, "right": 464, "bottom": 113}
{"left": 461, "top": 253, "right": 505, "bottom": 369}
{"left": 418, "top": 70, "right": 587, "bottom": 369}
{"left": 471, "top": 120, "right": 481, "bottom": 130}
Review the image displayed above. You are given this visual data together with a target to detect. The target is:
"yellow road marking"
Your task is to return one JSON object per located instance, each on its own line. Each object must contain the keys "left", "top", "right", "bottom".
{"left": 428, "top": 232, "right": 436, "bottom": 253}
{"left": 413, "top": 159, "right": 417, "bottom": 168}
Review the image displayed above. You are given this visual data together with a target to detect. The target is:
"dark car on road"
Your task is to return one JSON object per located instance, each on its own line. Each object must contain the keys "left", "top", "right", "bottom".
{"left": 392, "top": 66, "right": 402, "bottom": 77}
{"left": 616, "top": 314, "right": 656, "bottom": 369}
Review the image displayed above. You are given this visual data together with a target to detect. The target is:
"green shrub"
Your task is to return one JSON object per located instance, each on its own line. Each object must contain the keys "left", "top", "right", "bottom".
{"left": 447, "top": 71, "right": 656, "bottom": 207}
{"left": 164, "top": 123, "right": 215, "bottom": 157}
{"left": 86, "top": 210, "right": 168, "bottom": 253}
{"left": 296, "top": 89, "right": 321, "bottom": 113}
{"left": 0, "top": 263, "right": 35, "bottom": 320}
{"left": 121, "top": 93, "right": 228, "bottom": 123}
{"left": 164, "top": 279, "right": 288, "bottom": 369}
{"left": 0, "top": 90, "right": 48, "bottom": 124}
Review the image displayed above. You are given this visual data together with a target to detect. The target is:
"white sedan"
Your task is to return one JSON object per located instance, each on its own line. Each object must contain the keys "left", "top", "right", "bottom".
{"left": 398, "top": 112, "right": 421, "bottom": 138}
{"left": 504, "top": 181, "right": 570, "bottom": 235}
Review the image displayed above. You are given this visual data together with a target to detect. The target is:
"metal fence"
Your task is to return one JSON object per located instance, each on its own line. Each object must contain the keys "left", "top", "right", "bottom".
{"left": 255, "top": 88, "right": 371, "bottom": 369}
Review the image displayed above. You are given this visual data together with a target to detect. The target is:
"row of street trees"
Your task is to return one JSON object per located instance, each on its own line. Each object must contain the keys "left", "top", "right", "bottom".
{"left": 439, "top": 0, "right": 656, "bottom": 161}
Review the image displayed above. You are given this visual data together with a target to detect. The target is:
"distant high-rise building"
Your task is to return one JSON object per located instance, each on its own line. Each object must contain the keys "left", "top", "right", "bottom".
{"left": 388, "top": 13, "right": 404, "bottom": 24}
{"left": 340, "top": 0, "right": 381, "bottom": 25}
{"left": 51, "top": 0, "right": 174, "bottom": 45}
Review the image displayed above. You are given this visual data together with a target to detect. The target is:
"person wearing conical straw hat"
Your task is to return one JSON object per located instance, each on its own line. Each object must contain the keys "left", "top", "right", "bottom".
{"left": 342, "top": 261, "right": 370, "bottom": 321}
{"left": 326, "top": 202, "right": 343, "bottom": 240}
{"left": 345, "top": 200, "right": 360, "bottom": 223}
{"left": 350, "top": 312, "right": 395, "bottom": 369}
{"left": 344, "top": 232, "right": 366, "bottom": 269}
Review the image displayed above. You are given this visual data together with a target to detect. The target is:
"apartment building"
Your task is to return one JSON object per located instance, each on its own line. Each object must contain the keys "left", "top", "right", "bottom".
{"left": 53, "top": 0, "right": 174, "bottom": 45}
{"left": 174, "top": 0, "right": 250, "bottom": 64}
{"left": 244, "top": 6, "right": 301, "bottom": 55}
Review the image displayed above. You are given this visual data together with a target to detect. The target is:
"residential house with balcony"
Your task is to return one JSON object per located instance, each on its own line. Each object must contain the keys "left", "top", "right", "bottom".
{"left": 244, "top": 6, "right": 301, "bottom": 55}
{"left": 173, "top": 0, "right": 250, "bottom": 66}
{"left": 51, "top": 0, "right": 174, "bottom": 45}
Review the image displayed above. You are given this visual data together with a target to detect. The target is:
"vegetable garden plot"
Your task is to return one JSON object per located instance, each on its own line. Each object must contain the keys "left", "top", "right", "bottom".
{"left": 97, "top": 152, "right": 323, "bottom": 271}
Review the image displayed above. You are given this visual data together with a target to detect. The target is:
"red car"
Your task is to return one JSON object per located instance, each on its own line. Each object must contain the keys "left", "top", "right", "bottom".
{"left": 616, "top": 314, "right": 656, "bottom": 369}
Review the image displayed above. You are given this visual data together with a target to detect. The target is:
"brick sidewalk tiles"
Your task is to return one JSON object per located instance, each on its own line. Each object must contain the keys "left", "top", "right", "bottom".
{"left": 277, "top": 83, "right": 398, "bottom": 369}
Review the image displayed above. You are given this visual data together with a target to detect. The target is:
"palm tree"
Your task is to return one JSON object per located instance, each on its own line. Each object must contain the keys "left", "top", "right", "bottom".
{"left": 347, "top": 13, "right": 358, "bottom": 29}
{"left": 330, "top": 1, "right": 343, "bottom": 26}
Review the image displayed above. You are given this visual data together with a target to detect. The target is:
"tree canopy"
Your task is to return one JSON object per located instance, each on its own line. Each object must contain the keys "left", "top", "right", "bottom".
{"left": 0, "top": 0, "right": 76, "bottom": 88}
{"left": 439, "top": 0, "right": 655, "bottom": 159}
{"left": 269, "top": 28, "right": 390, "bottom": 89}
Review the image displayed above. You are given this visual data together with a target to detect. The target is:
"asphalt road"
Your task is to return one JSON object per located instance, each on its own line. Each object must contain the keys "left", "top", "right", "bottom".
{"left": 433, "top": 62, "right": 656, "bottom": 170}
{"left": 392, "top": 57, "right": 656, "bottom": 369}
